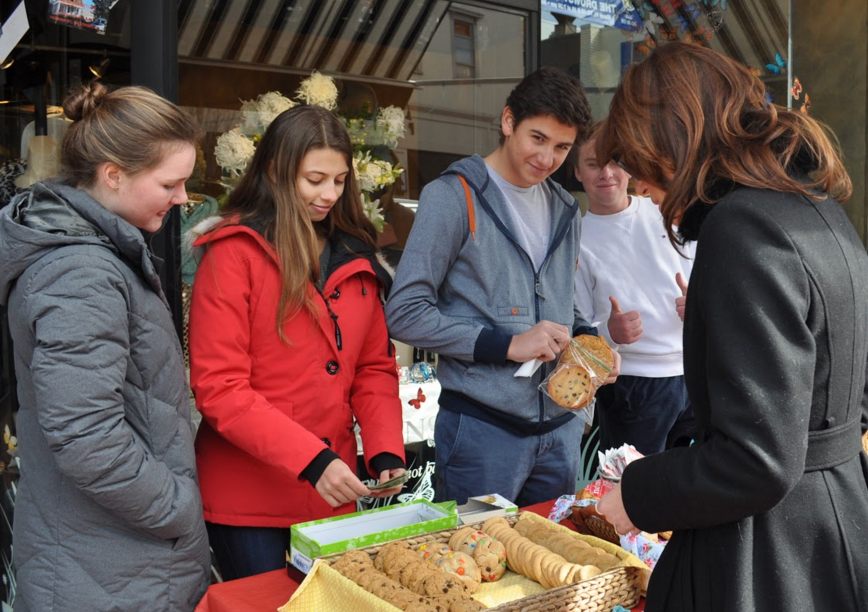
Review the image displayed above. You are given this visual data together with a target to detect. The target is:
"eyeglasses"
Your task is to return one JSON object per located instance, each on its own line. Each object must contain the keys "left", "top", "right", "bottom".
{"left": 612, "top": 154, "right": 633, "bottom": 177}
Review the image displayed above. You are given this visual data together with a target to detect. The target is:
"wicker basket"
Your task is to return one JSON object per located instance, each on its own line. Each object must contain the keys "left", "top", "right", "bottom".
{"left": 863, "top": 430, "right": 868, "bottom": 456}
{"left": 319, "top": 512, "right": 644, "bottom": 612}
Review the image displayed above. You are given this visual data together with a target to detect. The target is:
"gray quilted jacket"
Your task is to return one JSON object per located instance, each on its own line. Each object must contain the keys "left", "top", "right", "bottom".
{"left": 0, "top": 181, "right": 210, "bottom": 612}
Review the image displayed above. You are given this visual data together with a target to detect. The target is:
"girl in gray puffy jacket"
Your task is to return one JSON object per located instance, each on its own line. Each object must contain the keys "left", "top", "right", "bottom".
{"left": 0, "top": 82, "right": 211, "bottom": 612}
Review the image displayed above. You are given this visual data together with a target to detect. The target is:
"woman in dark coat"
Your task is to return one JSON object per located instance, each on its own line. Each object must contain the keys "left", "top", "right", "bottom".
{"left": 596, "top": 42, "right": 868, "bottom": 612}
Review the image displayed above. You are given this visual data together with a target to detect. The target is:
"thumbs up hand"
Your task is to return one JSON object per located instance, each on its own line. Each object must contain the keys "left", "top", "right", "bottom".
{"left": 675, "top": 273, "right": 688, "bottom": 322}
{"left": 607, "top": 296, "right": 643, "bottom": 344}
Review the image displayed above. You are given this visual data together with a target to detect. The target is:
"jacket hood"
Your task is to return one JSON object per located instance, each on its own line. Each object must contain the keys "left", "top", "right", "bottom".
{"left": 441, "top": 154, "right": 492, "bottom": 190}
{"left": 187, "top": 216, "right": 395, "bottom": 295}
{"left": 0, "top": 180, "right": 160, "bottom": 305}
{"left": 440, "top": 153, "right": 577, "bottom": 208}
{"left": 438, "top": 153, "right": 579, "bottom": 254}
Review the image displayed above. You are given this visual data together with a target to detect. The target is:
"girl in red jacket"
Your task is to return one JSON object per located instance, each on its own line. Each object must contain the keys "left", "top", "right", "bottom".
{"left": 189, "top": 105, "right": 406, "bottom": 580}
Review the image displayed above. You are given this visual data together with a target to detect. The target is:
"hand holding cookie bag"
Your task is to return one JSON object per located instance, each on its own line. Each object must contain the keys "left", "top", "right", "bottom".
{"left": 540, "top": 334, "right": 616, "bottom": 427}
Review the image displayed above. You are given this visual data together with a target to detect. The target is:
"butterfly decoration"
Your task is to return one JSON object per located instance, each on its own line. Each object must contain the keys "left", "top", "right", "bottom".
{"left": 637, "top": 33, "right": 658, "bottom": 56}
{"left": 700, "top": 0, "right": 727, "bottom": 8}
{"left": 766, "top": 52, "right": 787, "bottom": 75}
{"left": 684, "top": 31, "right": 707, "bottom": 45}
{"left": 408, "top": 387, "right": 427, "bottom": 409}
{"left": 653, "top": 0, "right": 675, "bottom": 18}
{"left": 692, "top": 26, "right": 714, "bottom": 43}
{"left": 658, "top": 26, "right": 678, "bottom": 41}
{"left": 791, "top": 77, "right": 802, "bottom": 100}
{"left": 747, "top": 66, "right": 762, "bottom": 77}
{"left": 764, "top": 91, "right": 774, "bottom": 105}
{"left": 707, "top": 10, "right": 725, "bottom": 29}
{"left": 644, "top": 7, "right": 665, "bottom": 25}
{"left": 684, "top": 3, "right": 703, "bottom": 19}
{"left": 801, "top": 93, "right": 812, "bottom": 115}
{"left": 673, "top": 15, "right": 691, "bottom": 31}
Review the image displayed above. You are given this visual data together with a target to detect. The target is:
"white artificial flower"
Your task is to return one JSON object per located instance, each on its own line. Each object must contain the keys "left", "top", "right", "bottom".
{"left": 214, "top": 128, "right": 256, "bottom": 176}
{"left": 296, "top": 71, "right": 339, "bottom": 110}
{"left": 377, "top": 106, "right": 406, "bottom": 148}
{"left": 353, "top": 151, "right": 376, "bottom": 192}
{"left": 361, "top": 193, "right": 385, "bottom": 232}
{"left": 240, "top": 91, "right": 295, "bottom": 136}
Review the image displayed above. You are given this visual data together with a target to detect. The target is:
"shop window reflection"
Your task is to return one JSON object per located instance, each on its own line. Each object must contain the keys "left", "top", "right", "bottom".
{"left": 178, "top": 1, "right": 529, "bottom": 266}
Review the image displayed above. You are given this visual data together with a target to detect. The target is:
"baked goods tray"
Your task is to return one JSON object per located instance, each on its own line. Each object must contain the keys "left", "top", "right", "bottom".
{"left": 280, "top": 511, "right": 646, "bottom": 612}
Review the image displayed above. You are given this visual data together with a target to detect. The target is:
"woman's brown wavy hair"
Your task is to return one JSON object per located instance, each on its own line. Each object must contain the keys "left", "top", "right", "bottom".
{"left": 219, "top": 105, "right": 377, "bottom": 339}
{"left": 597, "top": 42, "right": 852, "bottom": 245}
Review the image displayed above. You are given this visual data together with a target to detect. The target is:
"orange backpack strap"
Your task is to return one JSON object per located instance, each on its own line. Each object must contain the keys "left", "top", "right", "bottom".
{"left": 456, "top": 175, "right": 476, "bottom": 242}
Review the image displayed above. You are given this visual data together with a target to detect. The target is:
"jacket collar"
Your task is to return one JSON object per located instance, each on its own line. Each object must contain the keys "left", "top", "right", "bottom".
{"left": 0, "top": 180, "right": 167, "bottom": 304}
{"left": 194, "top": 218, "right": 391, "bottom": 295}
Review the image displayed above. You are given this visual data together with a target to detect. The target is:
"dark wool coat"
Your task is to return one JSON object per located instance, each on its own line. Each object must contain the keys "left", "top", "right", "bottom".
{"left": 621, "top": 186, "right": 868, "bottom": 612}
{"left": 0, "top": 182, "right": 211, "bottom": 612}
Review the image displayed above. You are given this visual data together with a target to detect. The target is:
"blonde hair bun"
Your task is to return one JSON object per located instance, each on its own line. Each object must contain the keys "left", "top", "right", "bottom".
{"left": 63, "top": 81, "right": 108, "bottom": 122}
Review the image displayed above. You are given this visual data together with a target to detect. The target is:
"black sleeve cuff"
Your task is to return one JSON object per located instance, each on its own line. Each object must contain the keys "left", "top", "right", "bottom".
{"left": 473, "top": 327, "right": 513, "bottom": 364}
{"left": 369, "top": 452, "right": 406, "bottom": 477}
{"left": 572, "top": 324, "right": 598, "bottom": 337}
{"left": 300, "top": 449, "right": 341, "bottom": 487}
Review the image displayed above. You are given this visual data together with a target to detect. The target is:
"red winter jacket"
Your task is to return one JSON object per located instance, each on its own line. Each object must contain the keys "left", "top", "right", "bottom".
{"left": 189, "top": 222, "right": 405, "bottom": 527}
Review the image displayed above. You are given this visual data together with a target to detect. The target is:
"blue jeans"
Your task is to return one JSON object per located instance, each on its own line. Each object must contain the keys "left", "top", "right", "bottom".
{"left": 206, "top": 522, "right": 290, "bottom": 581}
{"left": 433, "top": 409, "right": 584, "bottom": 507}
{"left": 596, "top": 374, "right": 694, "bottom": 455}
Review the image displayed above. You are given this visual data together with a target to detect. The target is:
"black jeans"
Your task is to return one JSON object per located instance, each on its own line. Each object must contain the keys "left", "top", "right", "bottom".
{"left": 206, "top": 521, "right": 290, "bottom": 581}
{"left": 596, "top": 374, "right": 694, "bottom": 455}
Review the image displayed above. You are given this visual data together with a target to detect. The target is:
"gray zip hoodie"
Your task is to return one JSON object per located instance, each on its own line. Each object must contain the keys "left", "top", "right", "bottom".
{"left": 386, "top": 155, "right": 595, "bottom": 433}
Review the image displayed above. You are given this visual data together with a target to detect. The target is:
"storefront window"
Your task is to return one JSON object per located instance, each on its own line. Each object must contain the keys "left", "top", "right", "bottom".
{"left": 177, "top": 0, "right": 530, "bottom": 265}
{"left": 541, "top": 0, "right": 867, "bottom": 242}
{"left": 542, "top": 0, "right": 791, "bottom": 117}
{"left": 175, "top": 0, "right": 533, "bottom": 506}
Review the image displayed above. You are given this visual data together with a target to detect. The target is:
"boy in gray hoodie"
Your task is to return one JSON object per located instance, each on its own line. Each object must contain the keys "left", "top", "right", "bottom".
{"left": 386, "top": 68, "right": 617, "bottom": 507}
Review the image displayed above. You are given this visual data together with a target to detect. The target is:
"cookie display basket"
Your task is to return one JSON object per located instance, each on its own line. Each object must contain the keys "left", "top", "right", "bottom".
{"left": 281, "top": 511, "right": 647, "bottom": 612}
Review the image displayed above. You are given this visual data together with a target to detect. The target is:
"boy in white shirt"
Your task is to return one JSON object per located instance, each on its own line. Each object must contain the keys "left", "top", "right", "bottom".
{"left": 574, "top": 124, "right": 694, "bottom": 454}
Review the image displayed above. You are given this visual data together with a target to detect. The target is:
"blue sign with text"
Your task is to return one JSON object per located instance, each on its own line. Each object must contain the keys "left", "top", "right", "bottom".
{"left": 543, "top": 0, "right": 643, "bottom": 31}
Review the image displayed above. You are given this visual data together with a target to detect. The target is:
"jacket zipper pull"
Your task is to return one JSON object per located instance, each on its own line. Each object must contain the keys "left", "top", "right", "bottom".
{"left": 331, "top": 313, "right": 342, "bottom": 350}
{"left": 318, "top": 287, "right": 343, "bottom": 351}
{"left": 535, "top": 281, "right": 545, "bottom": 299}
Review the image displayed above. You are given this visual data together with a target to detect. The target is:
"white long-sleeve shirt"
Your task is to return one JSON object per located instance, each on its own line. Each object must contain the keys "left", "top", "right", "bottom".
{"left": 575, "top": 196, "right": 695, "bottom": 377}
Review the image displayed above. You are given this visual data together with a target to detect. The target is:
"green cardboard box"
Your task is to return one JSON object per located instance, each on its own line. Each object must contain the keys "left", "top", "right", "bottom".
{"left": 290, "top": 500, "right": 457, "bottom": 573}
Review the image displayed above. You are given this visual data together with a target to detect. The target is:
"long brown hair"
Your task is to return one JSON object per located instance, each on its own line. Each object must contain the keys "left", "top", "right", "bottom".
{"left": 220, "top": 105, "right": 377, "bottom": 336}
{"left": 61, "top": 82, "right": 198, "bottom": 187}
{"left": 597, "top": 42, "right": 852, "bottom": 244}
